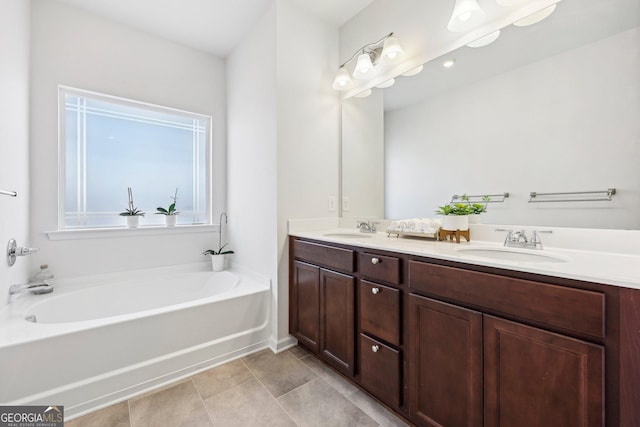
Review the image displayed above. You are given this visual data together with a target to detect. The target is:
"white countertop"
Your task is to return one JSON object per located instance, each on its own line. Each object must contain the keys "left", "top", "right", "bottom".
{"left": 289, "top": 225, "right": 640, "bottom": 291}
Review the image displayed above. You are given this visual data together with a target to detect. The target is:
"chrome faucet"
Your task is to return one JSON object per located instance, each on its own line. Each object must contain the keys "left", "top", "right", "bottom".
{"left": 496, "top": 229, "right": 552, "bottom": 250}
{"left": 357, "top": 221, "right": 379, "bottom": 233}
{"left": 9, "top": 282, "right": 54, "bottom": 295}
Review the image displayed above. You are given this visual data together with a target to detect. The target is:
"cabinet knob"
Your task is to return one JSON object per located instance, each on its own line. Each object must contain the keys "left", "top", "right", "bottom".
{"left": 371, "top": 287, "right": 380, "bottom": 295}
{"left": 371, "top": 345, "right": 380, "bottom": 353}
{"left": 371, "top": 258, "right": 380, "bottom": 265}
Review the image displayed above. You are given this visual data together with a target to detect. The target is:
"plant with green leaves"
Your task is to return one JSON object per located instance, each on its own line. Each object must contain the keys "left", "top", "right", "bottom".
{"left": 156, "top": 188, "right": 180, "bottom": 216}
{"left": 435, "top": 203, "right": 473, "bottom": 216}
{"left": 460, "top": 194, "right": 491, "bottom": 214}
{"left": 203, "top": 243, "right": 234, "bottom": 256}
{"left": 119, "top": 187, "right": 145, "bottom": 216}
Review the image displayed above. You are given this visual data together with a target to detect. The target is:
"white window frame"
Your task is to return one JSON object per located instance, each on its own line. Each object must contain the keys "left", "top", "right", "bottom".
{"left": 57, "top": 85, "right": 213, "bottom": 231}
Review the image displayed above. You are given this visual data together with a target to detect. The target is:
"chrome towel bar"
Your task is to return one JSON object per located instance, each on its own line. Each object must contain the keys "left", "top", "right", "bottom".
{"left": 529, "top": 188, "right": 616, "bottom": 203}
{"left": 450, "top": 192, "right": 509, "bottom": 204}
{"left": 1, "top": 189, "right": 17, "bottom": 197}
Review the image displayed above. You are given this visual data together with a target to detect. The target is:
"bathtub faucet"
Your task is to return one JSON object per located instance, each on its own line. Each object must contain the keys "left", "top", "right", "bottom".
{"left": 9, "top": 282, "right": 54, "bottom": 296}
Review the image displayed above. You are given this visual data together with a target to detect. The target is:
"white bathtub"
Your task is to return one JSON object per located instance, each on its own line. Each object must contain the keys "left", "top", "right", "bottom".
{"left": 0, "top": 263, "right": 271, "bottom": 419}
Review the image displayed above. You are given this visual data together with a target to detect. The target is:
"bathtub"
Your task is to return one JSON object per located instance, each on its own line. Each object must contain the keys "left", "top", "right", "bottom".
{"left": 0, "top": 263, "right": 271, "bottom": 419}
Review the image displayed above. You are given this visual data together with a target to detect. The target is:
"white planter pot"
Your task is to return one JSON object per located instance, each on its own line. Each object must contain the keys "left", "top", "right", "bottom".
{"left": 468, "top": 214, "right": 482, "bottom": 224}
{"left": 126, "top": 216, "right": 140, "bottom": 228}
{"left": 441, "top": 215, "right": 469, "bottom": 231}
{"left": 165, "top": 215, "right": 177, "bottom": 227}
{"left": 210, "top": 254, "right": 225, "bottom": 272}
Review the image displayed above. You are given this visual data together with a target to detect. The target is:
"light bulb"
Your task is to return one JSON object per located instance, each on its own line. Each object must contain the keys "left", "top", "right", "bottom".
{"left": 380, "top": 35, "right": 405, "bottom": 64}
{"left": 353, "top": 52, "right": 375, "bottom": 79}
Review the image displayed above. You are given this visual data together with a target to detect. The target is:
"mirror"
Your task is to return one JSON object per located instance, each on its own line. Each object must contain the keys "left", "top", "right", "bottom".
{"left": 341, "top": 0, "right": 640, "bottom": 229}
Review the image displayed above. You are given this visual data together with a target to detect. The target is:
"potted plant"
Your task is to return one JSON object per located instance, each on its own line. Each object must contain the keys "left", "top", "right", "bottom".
{"left": 119, "top": 187, "right": 145, "bottom": 228}
{"left": 435, "top": 203, "right": 472, "bottom": 231}
{"left": 156, "top": 188, "right": 179, "bottom": 226}
{"left": 203, "top": 244, "right": 234, "bottom": 272}
{"left": 462, "top": 194, "right": 490, "bottom": 224}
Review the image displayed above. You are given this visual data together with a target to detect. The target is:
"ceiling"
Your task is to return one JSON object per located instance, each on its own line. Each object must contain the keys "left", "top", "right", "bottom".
{"left": 55, "top": 0, "right": 375, "bottom": 58}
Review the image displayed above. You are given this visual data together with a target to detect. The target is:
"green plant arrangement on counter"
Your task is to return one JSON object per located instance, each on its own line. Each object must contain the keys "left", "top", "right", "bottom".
{"left": 435, "top": 203, "right": 473, "bottom": 216}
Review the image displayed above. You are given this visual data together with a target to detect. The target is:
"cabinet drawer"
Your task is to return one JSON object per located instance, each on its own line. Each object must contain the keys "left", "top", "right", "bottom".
{"left": 360, "top": 334, "right": 401, "bottom": 407}
{"left": 359, "top": 253, "right": 400, "bottom": 285}
{"left": 409, "top": 261, "right": 606, "bottom": 339}
{"left": 360, "top": 280, "right": 401, "bottom": 346}
{"left": 292, "top": 239, "right": 355, "bottom": 273}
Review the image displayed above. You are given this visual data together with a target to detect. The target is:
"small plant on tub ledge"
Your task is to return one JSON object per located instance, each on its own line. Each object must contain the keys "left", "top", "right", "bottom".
{"left": 203, "top": 244, "right": 234, "bottom": 272}
{"left": 156, "top": 188, "right": 180, "bottom": 227}
{"left": 119, "top": 187, "right": 145, "bottom": 228}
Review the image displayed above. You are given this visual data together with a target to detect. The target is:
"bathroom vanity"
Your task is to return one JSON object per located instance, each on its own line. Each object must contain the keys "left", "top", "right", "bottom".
{"left": 288, "top": 230, "right": 640, "bottom": 427}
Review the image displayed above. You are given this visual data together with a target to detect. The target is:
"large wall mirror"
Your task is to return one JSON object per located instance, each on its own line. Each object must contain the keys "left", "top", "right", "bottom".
{"left": 341, "top": 0, "right": 640, "bottom": 230}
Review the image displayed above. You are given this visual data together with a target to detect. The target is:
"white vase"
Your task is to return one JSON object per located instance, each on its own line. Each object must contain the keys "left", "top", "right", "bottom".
{"left": 126, "top": 216, "right": 140, "bottom": 228}
{"left": 210, "top": 254, "right": 225, "bottom": 272}
{"left": 441, "top": 215, "right": 469, "bottom": 231}
{"left": 165, "top": 215, "right": 177, "bottom": 227}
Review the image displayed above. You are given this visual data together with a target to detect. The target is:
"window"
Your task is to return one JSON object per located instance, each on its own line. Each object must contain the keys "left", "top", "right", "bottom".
{"left": 59, "top": 86, "right": 211, "bottom": 229}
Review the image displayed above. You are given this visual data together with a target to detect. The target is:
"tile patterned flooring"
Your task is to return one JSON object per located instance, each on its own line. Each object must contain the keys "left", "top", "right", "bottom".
{"left": 66, "top": 346, "right": 410, "bottom": 427}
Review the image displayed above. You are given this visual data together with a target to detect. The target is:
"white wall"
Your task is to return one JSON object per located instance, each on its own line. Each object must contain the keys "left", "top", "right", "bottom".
{"left": 0, "top": 0, "right": 30, "bottom": 307}
{"left": 227, "top": 0, "right": 340, "bottom": 348}
{"left": 341, "top": 91, "right": 384, "bottom": 219}
{"left": 385, "top": 28, "right": 640, "bottom": 229}
{"left": 227, "top": 2, "right": 279, "bottom": 340}
{"left": 29, "top": 0, "right": 227, "bottom": 278}
{"left": 276, "top": 0, "right": 340, "bottom": 343}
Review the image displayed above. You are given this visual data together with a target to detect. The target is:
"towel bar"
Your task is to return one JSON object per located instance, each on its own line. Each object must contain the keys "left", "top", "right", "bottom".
{"left": 450, "top": 193, "right": 509, "bottom": 204}
{"left": 0, "top": 189, "right": 17, "bottom": 197}
{"left": 529, "top": 188, "right": 616, "bottom": 203}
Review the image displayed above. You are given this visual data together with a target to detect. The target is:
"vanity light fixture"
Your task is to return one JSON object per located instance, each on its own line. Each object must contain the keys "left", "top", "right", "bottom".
{"left": 354, "top": 89, "right": 373, "bottom": 98}
{"left": 376, "top": 79, "right": 396, "bottom": 89}
{"left": 467, "top": 30, "right": 501, "bottom": 47}
{"left": 495, "top": 0, "right": 528, "bottom": 5}
{"left": 332, "top": 32, "right": 405, "bottom": 90}
{"left": 402, "top": 65, "right": 424, "bottom": 76}
{"left": 513, "top": 4, "right": 557, "bottom": 26}
{"left": 447, "top": 0, "right": 486, "bottom": 32}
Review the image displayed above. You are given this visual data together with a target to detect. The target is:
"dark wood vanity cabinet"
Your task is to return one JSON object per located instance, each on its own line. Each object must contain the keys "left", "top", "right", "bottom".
{"left": 289, "top": 236, "right": 640, "bottom": 427}
{"left": 290, "top": 240, "right": 356, "bottom": 375}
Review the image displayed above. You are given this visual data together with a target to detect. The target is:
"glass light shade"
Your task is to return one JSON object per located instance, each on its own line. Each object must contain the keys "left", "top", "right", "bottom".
{"left": 467, "top": 30, "right": 501, "bottom": 48}
{"left": 332, "top": 67, "right": 352, "bottom": 90}
{"left": 496, "top": 0, "right": 527, "bottom": 5}
{"left": 354, "top": 89, "right": 372, "bottom": 98}
{"left": 513, "top": 4, "right": 556, "bottom": 26}
{"left": 376, "top": 79, "right": 395, "bottom": 89}
{"left": 447, "top": 0, "right": 485, "bottom": 32}
{"left": 402, "top": 65, "right": 424, "bottom": 77}
{"left": 353, "top": 52, "right": 375, "bottom": 79}
{"left": 380, "top": 35, "right": 405, "bottom": 64}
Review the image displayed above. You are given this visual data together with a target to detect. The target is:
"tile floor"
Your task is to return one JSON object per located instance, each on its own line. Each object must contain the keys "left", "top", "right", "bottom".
{"left": 65, "top": 346, "right": 411, "bottom": 427}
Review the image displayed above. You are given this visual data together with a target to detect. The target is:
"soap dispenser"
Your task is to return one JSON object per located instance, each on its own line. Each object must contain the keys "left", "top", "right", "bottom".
{"left": 33, "top": 264, "right": 55, "bottom": 285}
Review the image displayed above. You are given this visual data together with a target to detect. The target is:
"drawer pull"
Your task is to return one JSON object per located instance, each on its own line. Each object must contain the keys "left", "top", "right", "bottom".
{"left": 371, "top": 258, "right": 380, "bottom": 265}
{"left": 371, "top": 287, "right": 380, "bottom": 295}
{"left": 371, "top": 345, "right": 380, "bottom": 353}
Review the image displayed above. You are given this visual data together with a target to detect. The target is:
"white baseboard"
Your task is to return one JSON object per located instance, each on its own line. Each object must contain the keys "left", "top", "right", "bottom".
{"left": 269, "top": 335, "right": 298, "bottom": 353}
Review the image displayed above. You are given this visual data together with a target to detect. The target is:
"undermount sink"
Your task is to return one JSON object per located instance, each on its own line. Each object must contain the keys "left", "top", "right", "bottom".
{"left": 323, "top": 232, "right": 373, "bottom": 239}
{"left": 455, "top": 247, "right": 568, "bottom": 263}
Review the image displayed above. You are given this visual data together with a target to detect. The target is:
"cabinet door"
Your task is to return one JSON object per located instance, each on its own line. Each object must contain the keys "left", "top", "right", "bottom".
{"left": 320, "top": 269, "right": 355, "bottom": 376}
{"left": 409, "top": 294, "right": 483, "bottom": 427}
{"left": 484, "top": 315, "right": 604, "bottom": 427}
{"left": 291, "top": 261, "right": 320, "bottom": 353}
{"left": 360, "top": 333, "right": 401, "bottom": 407}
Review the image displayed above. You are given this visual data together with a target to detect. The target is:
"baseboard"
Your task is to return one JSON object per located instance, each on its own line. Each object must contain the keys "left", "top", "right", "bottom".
{"left": 270, "top": 335, "right": 298, "bottom": 353}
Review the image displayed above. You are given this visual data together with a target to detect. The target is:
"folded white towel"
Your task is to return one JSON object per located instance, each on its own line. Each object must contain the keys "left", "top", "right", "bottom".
{"left": 387, "top": 218, "right": 442, "bottom": 235}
